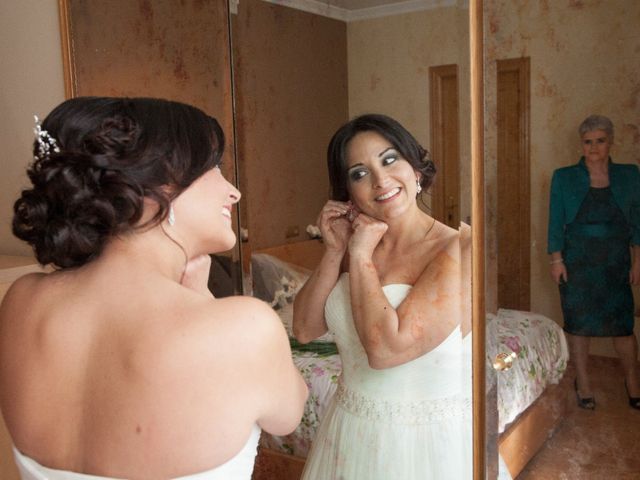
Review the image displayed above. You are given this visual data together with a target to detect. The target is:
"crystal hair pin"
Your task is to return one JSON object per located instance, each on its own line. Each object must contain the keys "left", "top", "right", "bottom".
{"left": 33, "top": 115, "right": 60, "bottom": 161}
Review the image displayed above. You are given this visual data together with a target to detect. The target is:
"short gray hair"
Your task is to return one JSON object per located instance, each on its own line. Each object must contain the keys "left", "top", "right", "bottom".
{"left": 578, "top": 114, "right": 614, "bottom": 140}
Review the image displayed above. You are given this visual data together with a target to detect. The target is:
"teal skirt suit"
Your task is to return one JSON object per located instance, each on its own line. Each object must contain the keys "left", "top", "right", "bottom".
{"left": 547, "top": 157, "right": 640, "bottom": 337}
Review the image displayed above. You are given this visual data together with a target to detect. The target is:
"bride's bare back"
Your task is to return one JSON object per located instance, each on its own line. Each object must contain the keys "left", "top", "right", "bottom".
{"left": 0, "top": 248, "right": 304, "bottom": 478}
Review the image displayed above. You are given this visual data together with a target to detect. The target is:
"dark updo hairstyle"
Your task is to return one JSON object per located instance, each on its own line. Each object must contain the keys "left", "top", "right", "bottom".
{"left": 327, "top": 113, "right": 436, "bottom": 201}
{"left": 13, "top": 96, "right": 224, "bottom": 269}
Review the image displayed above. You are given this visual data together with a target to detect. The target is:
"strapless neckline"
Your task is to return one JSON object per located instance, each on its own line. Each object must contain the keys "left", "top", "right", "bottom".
{"left": 12, "top": 424, "right": 261, "bottom": 480}
{"left": 339, "top": 271, "right": 412, "bottom": 289}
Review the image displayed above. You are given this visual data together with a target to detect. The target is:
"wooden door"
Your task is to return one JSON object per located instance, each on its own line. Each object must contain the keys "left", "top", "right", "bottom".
{"left": 429, "top": 64, "right": 460, "bottom": 227}
{"left": 497, "top": 57, "right": 530, "bottom": 310}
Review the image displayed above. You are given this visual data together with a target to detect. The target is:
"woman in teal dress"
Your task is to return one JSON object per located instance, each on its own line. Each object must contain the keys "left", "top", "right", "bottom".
{"left": 548, "top": 115, "right": 640, "bottom": 410}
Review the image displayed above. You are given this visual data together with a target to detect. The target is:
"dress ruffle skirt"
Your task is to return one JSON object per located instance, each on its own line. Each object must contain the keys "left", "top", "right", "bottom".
{"left": 302, "top": 382, "right": 472, "bottom": 480}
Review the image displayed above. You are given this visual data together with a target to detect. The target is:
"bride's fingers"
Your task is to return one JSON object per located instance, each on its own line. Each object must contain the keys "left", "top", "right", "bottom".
{"left": 320, "top": 208, "right": 350, "bottom": 223}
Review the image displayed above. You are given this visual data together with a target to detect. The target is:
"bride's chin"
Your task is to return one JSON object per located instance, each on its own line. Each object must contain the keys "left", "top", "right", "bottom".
{"left": 211, "top": 234, "right": 237, "bottom": 253}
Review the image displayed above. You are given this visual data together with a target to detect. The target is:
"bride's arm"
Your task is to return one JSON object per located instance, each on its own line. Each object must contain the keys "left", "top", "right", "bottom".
{"left": 349, "top": 220, "right": 460, "bottom": 369}
{"left": 292, "top": 249, "right": 343, "bottom": 343}
{"left": 292, "top": 200, "right": 351, "bottom": 343}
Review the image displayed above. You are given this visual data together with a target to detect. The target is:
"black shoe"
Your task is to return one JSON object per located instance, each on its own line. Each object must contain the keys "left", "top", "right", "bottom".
{"left": 624, "top": 381, "right": 640, "bottom": 410}
{"left": 574, "top": 379, "right": 596, "bottom": 410}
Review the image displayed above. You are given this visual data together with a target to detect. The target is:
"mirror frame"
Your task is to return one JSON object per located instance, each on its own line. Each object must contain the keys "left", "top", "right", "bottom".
{"left": 470, "top": 0, "right": 485, "bottom": 478}
{"left": 58, "top": 0, "right": 75, "bottom": 98}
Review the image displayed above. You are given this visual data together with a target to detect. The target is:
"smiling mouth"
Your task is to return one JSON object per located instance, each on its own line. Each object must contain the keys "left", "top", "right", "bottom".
{"left": 222, "top": 207, "right": 232, "bottom": 219}
{"left": 375, "top": 187, "right": 401, "bottom": 201}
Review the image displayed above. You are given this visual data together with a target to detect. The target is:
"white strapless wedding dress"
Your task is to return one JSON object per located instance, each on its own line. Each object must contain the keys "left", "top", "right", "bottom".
{"left": 13, "top": 424, "right": 261, "bottom": 480}
{"left": 301, "top": 273, "right": 472, "bottom": 479}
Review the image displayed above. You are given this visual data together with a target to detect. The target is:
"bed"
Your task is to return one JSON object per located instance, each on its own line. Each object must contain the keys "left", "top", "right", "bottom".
{"left": 250, "top": 240, "right": 573, "bottom": 479}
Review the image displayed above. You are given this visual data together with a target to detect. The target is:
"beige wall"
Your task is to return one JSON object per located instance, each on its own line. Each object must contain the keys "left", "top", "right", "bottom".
{"left": 232, "top": 1, "right": 348, "bottom": 251}
{"left": 485, "top": 0, "right": 640, "bottom": 357}
{"left": 0, "top": 1, "right": 65, "bottom": 256}
{"left": 0, "top": 5, "right": 63, "bottom": 478}
{"left": 347, "top": 5, "right": 471, "bottom": 222}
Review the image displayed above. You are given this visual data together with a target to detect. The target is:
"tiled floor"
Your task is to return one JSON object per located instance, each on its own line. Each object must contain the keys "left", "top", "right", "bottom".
{"left": 518, "top": 356, "right": 640, "bottom": 479}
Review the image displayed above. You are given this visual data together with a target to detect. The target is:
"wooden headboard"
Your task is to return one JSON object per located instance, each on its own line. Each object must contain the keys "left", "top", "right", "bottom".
{"left": 254, "top": 239, "right": 325, "bottom": 270}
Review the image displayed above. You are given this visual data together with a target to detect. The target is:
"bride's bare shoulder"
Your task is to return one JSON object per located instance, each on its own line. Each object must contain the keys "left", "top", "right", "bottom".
{"left": 173, "top": 294, "right": 286, "bottom": 355}
{"left": 429, "top": 221, "right": 463, "bottom": 258}
{"left": 0, "top": 271, "right": 49, "bottom": 314}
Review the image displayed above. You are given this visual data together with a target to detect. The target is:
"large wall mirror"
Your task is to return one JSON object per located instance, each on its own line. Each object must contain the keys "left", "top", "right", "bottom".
{"left": 55, "top": 0, "right": 486, "bottom": 478}
{"left": 483, "top": 1, "right": 640, "bottom": 479}
{"left": 231, "top": 0, "right": 482, "bottom": 479}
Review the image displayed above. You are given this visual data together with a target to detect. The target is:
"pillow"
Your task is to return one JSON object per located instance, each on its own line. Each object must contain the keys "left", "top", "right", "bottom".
{"left": 276, "top": 302, "right": 335, "bottom": 343}
{"left": 251, "top": 253, "right": 335, "bottom": 343}
{"left": 251, "top": 253, "right": 311, "bottom": 304}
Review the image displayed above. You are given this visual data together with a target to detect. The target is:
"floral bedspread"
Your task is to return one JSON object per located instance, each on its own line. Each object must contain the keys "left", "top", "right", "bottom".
{"left": 486, "top": 309, "right": 569, "bottom": 433}
{"left": 259, "top": 350, "right": 342, "bottom": 457}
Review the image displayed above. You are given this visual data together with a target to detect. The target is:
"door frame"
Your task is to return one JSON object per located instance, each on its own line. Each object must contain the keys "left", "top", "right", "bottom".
{"left": 430, "top": 64, "right": 461, "bottom": 227}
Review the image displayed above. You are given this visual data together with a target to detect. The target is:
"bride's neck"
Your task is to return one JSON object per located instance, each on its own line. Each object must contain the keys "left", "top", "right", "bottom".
{"left": 98, "top": 225, "right": 188, "bottom": 283}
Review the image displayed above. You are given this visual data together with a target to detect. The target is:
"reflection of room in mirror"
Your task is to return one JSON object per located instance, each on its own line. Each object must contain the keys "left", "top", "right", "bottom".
{"left": 484, "top": 1, "right": 640, "bottom": 478}
{"left": 232, "top": 1, "right": 476, "bottom": 477}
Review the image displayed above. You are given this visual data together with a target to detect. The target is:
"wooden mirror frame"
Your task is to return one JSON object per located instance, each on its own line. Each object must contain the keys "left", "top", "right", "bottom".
{"left": 58, "top": 0, "right": 76, "bottom": 99}
{"left": 470, "top": 0, "right": 486, "bottom": 478}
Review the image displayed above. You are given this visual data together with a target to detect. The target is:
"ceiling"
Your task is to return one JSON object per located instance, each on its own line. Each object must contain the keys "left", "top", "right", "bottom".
{"left": 256, "top": 0, "right": 465, "bottom": 21}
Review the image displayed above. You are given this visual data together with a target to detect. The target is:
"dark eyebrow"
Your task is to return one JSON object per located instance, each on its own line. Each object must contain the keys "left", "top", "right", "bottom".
{"left": 378, "top": 147, "right": 396, "bottom": 157}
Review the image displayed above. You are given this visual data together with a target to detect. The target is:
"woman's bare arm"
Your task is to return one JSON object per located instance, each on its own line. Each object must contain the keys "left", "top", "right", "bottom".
{"left": 292, "top": 200, "right": 351, "bottom": 343}
{"left": 349, "top": 232, "right": 461, "bottom": 369}
{"left": 292, "top": 249, "right": 344, "bottom": 343}
{"left": 228, "top": 298, "right": 308, "bottom": 436}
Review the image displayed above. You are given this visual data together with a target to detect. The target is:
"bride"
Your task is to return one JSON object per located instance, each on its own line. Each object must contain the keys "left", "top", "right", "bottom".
{"left": 0, "top": 97, "right": 307, "bottom": 480}
{"left": 293, "top": 114, "right": 472, "bottom": 479}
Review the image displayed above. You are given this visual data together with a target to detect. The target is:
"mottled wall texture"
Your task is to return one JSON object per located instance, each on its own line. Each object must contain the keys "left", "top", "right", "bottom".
{"left": 0, "top": 2, "right": 65, "bottom": 257}
{"left": 232, "top": 0, "right": 348, "bottom": 251}
{"left": 347, "top": 4, "right": 471, "bottom": 222}
{"left": 67, "top": 0, "right": 236, "bottom": 180}
{"left": 485, "top": 0, "right": 640, "bottom": 357}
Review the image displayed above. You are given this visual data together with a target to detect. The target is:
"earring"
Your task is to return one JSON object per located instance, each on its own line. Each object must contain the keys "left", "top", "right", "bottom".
{"left": 416, "top": 180, "right": 422, "bottom": 195}
{"left": 168, "top": 204, "right": 175, "bottom": 226}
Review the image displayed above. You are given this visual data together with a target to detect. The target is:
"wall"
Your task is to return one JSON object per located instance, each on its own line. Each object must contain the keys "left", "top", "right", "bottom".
{"left": 484, "top": 0, "right": 640, "bottom": 357}
{"left": 232, "top": 0, "right": 349, "bottom": 251}
{"left": 347, "top": 4, "right": 471, "bottom": 222}
{"left": 0, "top": 1, "right": 65, "bottom": 256}
{"left": 67, "top": 0, "right": 235, "bottom": 174}
{"left": 0, "top": 2, "right": 63, "bottom": 478}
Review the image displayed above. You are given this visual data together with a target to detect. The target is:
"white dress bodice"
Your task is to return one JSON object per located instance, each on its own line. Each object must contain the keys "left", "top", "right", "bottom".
{"left": 326, "top": 273, "right": 468, "bottom": 411}
{"left": 13, "top": 424, "right": 261, "bottom": 480}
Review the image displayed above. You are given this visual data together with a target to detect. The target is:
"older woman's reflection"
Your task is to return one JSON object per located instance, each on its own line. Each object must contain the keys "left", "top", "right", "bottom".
{"left": 548, "top": 114, "right": 640, "bottom": 410}
{"left": 293, "top": 114, "right": 471, "bottom": 479}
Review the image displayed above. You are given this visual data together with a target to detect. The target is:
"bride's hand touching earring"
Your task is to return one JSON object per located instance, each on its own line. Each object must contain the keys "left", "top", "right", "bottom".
{"left": 317, "top": 200, "right": 354, "bottom": 255}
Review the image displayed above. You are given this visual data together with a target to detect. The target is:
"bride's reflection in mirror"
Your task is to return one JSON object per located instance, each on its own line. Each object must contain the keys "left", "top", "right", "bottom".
{"left": 230, "top": 0, "right": 474, "bottom": 478}
{"left": 292, "top": 114, "right": 472, "bottom": 479}
{"left": 485, "top": 1, "right": 640, "bottom": 478}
